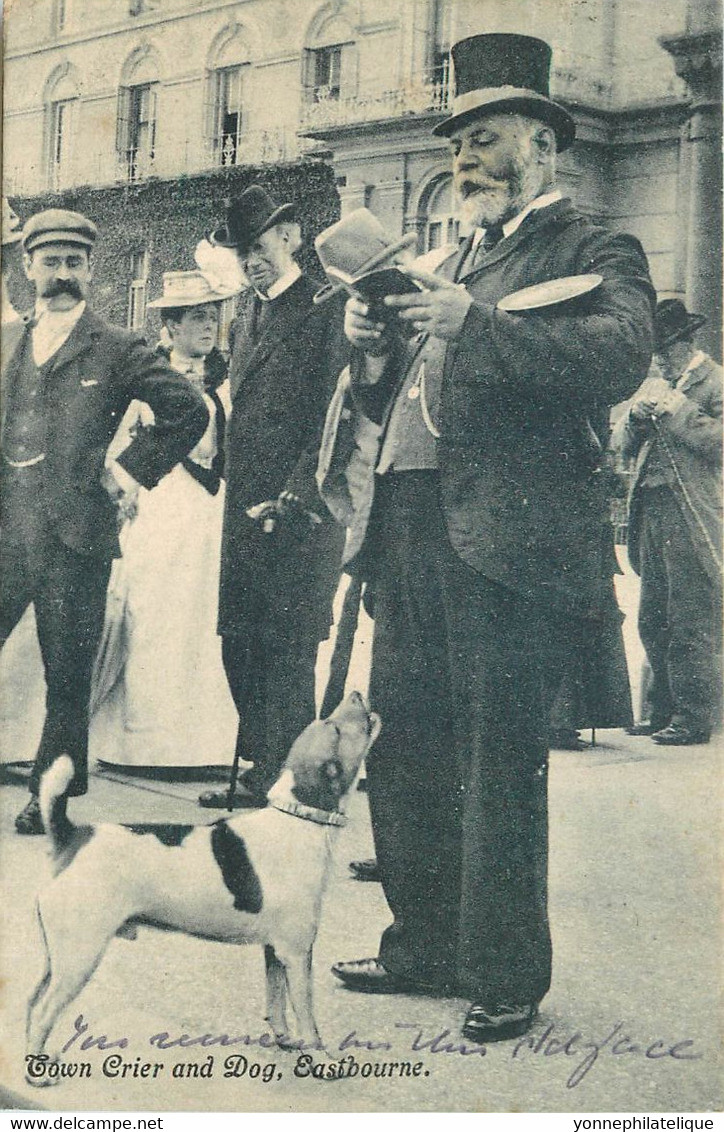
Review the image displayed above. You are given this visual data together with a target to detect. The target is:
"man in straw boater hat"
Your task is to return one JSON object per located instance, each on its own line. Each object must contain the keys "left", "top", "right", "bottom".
{"left": 613, "top": 299, "right": 722, "bottom": 747}
{"left": 317, "top": 34, "right": 655, "bottom": 1041}
{"left": 1, "top": 209, "right": 209, "bottom": 834}
{"left": 197, "top": 184, "right": 347, "bottom": 810}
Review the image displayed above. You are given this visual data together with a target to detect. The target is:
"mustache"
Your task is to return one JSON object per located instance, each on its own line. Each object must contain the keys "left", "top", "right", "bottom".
{"left": 459, "top": 179, "right": 508, "bottom": 197}
{"left": 42, "top": 280, "right": 83, "bottom": 299}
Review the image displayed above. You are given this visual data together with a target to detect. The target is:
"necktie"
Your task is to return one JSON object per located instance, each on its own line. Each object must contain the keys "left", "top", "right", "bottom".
{"left": 251, "top": 295, "right": 271, "bottom": 341}
{"left": 481, "top": 222, "right": 505, "bottom": 252}
{"left": 462, "top": 224, "right": 506, "bottom": 276}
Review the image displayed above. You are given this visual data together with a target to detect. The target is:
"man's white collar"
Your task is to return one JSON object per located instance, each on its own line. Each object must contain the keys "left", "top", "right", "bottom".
{"left": 472, "top": 190, "right": 563, "bottom": 249}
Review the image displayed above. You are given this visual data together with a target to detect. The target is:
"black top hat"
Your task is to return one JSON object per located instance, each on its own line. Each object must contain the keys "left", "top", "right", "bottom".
{"left": 654, "top": 299, "right": 707, "bottom": 352}
{"left": 210, "top": 185, "right": 296, "bottom": 253}
{"left": 433, "top": 33, "right": 576, "bottom": 152}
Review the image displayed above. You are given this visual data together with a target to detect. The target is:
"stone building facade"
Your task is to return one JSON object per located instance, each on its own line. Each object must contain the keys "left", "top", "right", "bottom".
{"left": 4, "top": 0, "right": 721, "bottom": 355}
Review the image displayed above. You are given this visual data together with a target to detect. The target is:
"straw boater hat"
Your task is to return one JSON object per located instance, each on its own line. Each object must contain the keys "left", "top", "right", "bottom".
{"left": 2, "top": 198, "right": 23, "bottom": 247}
{"left": 653, "top": 299, "right": 707, "bottom": 352}
{"left": 147, "top": 270, "right": 240, "bottom": 309}
{"left": 210, "top": 185, "right": 296, "bottom": 253}
{"left": 432, "top": 33, "right": 576, "bottom": 152}
{"left": 313, "top": 208, "right": 418, "bottom": 305}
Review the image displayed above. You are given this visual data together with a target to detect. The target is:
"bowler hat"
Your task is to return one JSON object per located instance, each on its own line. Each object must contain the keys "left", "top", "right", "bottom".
{"left": 22, "top": 208, "right": 98, "bottom": 253}
{"left": 147, "top": 269, "right": 240, "bottom": 309}
{"left": 433, "top": 33, "right": 575, "bottom": 152}
{"left": 210, "top": 186, "right": 295, "bottom": 253}
{"left": 2, "top": 198, "right": 22, "bottom": 246}
{"left": 313, "top": 208, "right": 418, "bottom": 305}
{"left": 654, "top": 299, "right": 706, "bottom": 352}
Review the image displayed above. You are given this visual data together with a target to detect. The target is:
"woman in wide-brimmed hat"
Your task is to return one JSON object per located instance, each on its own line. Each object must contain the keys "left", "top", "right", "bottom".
{"left": 91, "top": 270, "right": 242, "bottom": 773}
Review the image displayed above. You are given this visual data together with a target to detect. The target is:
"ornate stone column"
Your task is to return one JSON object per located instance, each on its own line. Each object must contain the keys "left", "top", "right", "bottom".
{"left": 660, "top": 28, "right": 722, "bottom": 359}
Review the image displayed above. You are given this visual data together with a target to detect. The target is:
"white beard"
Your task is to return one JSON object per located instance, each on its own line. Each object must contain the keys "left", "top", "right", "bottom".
{"left": 456, "top": 161, "right": 546, "bottom": 230}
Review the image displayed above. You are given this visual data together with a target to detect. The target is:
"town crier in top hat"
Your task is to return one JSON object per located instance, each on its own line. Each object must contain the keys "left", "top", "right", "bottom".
{"left": 1, "top": 208, "right": 208, "bottom": 835}
{"left": 197, "top": 185, "right": 347, "bottom": 810}
{"left": 318, "top": 34, "right": 655, "bottom": 1040}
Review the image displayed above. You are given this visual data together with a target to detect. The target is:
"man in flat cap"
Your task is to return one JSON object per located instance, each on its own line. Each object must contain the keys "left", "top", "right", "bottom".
{"left": 1, "top": 208, "right": 208, "bottom": 834}
{"left": 319, "top": 34, "right": 655, "bottom": 1041}
{"left": 198, "top": 185, "right": 346, "bottom": 810}
{"left": 614, "top": 299, "right": 722, "bottom": 746}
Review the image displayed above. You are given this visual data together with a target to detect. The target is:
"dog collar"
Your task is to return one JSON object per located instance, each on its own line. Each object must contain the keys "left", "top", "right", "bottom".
{"left": 268, "top": 798, "right": 347, "bottom": 827}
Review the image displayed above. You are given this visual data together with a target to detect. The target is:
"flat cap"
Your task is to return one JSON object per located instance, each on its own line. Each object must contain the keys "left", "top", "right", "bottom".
{"left": 22, "top": 209, "right": 98, "bottom": 253}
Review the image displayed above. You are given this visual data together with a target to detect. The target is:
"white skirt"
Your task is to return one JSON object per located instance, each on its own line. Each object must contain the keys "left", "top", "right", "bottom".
{"left": 90, "top": 464, "right": 238, "bottom": 768}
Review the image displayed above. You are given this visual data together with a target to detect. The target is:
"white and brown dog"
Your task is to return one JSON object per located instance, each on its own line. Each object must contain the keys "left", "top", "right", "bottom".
{"left": 26, "top": 692, "right": 380, "bottom": 1080}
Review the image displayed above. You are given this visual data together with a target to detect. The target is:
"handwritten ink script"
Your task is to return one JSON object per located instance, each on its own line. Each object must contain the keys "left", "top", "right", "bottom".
{"left": 23, "top": 1013, "right": 702, "bottom": 1088}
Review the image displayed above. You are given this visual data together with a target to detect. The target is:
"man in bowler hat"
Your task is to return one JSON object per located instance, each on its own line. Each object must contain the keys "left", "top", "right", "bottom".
{"left": 1, "top": 209, "right": 208, "bottom": 834}
{"left": 614, "top": 299, "right": 722, "bottom": 745}
{"left": 198, "top": 185, "right": 346, "bottom": 809}
{"left": 318, "top": 34, "right": 655, "bottom": 1041}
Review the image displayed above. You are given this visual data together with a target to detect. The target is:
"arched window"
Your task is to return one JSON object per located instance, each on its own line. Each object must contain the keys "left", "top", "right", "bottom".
{"left": 424, "top": 175, "right": 459, "bottom": 252}
{"left": 44, "top": 64, "right": 80, "bottom": 190}
{"left": 117, "top": 46, "right": 161, "bottom": 182}
{"left": 303, "top": 4, "right": 357, "bottom": 104}
{"left": 206, "top": 26, "right": 253, "bottom": 166}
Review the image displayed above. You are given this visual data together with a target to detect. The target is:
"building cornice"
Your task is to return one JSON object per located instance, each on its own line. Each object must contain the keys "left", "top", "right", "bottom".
{"left": 301, "top": 97, "right": 690, "bottom": 150}
{"left": 4, "top": 0, "right": 252, "bottom": 60}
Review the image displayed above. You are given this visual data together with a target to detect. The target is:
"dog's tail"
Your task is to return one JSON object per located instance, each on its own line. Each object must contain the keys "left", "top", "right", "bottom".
{"left": 39, "top": 755, "right": 75, "bottom": 852}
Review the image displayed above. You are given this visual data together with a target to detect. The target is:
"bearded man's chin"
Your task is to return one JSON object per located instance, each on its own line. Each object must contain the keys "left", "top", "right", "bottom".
{"left": 459, "top": 191, "right": 509, "bottom": 230}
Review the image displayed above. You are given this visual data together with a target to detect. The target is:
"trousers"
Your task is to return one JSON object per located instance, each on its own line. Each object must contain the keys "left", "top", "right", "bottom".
{"left": 221, "top": 609, "right": 321, "bottom": 795}
{"left": 364, "top": 472, "right": 571, "bottom": 1004}
{"left": 0, "top": 523, "right": 111, "bottom": 797}
{"left": 638, "top": 486, "right": 720, "bottom": 733}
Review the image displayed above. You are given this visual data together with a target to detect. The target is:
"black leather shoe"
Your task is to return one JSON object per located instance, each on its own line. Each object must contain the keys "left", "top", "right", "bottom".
{"left": 15, "top": 797, "right": 45, "bottom": 836}
{"left": 625, "top": 719, "right": 668, "bottom": 736}
{"left": 349, "top": 858, "right": 381, "bottom": 882}
{"left": 462, "top": 1002, "right": 539, "bottom": 1043}
{"left": 331, "top": 957, "right": 433, "bottom": 994}
{"left": 652, "top": 722, "right": 710, "bottom": 746}
{"left": 550, "top": 729, "right": 590, "bottom": 750}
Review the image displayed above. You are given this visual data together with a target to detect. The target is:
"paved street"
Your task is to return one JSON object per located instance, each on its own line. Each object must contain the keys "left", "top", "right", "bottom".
{"left": 1, "top": 560, "right": 721, "bottom": 1112}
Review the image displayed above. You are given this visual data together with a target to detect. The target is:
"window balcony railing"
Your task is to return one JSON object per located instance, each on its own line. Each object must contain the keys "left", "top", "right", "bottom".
{"left": 4, "top": 128, "right": 315, "bottom": 197}
{"left": 123, "top": 145, "right": 156, "bottom": 183}
{"left": 299, "top": 63, "right": 452, "bottom": 132}
{"left": 208, "top": 128, "right": 308, "bottom": 168}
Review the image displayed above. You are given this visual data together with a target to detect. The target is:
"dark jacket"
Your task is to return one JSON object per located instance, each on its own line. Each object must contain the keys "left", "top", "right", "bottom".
{"left": 613, "top": 353, "right": 723, "bottom": 586}
{"left": 318, "top": 197, "right": 655, "bottom": 619}
{"left": 1, "top": 308, "right": 209, "bottom": 558}
{"left": 219, "top": 273, "right": 347, "bottom": 636}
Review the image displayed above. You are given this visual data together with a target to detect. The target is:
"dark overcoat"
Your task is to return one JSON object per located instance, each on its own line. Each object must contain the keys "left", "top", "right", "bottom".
{"left": 1, "top": 308, "right": 209, "bottom": 559}
{"left": 219, "top": 273, "right": 346, "bottom": 638}
{"left": 614, "top": 354, "right": 723, "bottom": 587}
{"left": 318, "top": 197, "right": 655, "bottom": 620}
